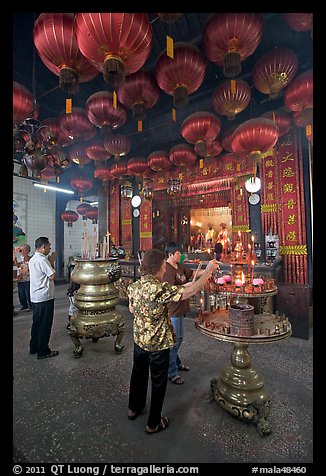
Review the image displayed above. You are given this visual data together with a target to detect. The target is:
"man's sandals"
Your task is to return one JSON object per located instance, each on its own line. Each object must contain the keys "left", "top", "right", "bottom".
{"left": 179, "top": 364, "right": 190, "bottom": 371}
{"left": 169, "top": 375, "right": 184, "bottom": 385}
{"left": 145, "top": 417, "right": 170, "bottom": 434}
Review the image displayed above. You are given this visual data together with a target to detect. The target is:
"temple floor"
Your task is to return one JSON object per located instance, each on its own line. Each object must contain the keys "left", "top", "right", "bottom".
{"left": 13, "top": 282, "right": 313, "bottom": 464}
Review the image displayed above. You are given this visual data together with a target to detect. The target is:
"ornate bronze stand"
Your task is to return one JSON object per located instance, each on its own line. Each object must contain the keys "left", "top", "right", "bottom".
{"left": 67, "top": 258, "right": 125, "bottom": 358}
{"left": 197, "top": 309, "right": 291, "bottom": 436}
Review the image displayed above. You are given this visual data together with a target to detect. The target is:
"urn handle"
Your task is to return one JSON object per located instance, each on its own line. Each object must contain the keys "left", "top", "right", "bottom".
{"left": 105, "top": 262, "right": 121, "bottom": 283}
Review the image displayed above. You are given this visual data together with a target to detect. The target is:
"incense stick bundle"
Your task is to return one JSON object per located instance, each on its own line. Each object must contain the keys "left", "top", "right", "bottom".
{"left": 192, "top": 261, "right": 202, "bottom": 282}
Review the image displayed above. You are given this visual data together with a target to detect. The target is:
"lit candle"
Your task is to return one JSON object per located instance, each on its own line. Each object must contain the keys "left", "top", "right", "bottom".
{"left": 251, "top": 260, "right": 255, "bottom": 281}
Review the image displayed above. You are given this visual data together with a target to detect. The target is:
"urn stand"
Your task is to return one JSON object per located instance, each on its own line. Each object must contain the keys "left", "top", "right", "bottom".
{"left": 67, "top": 258, "right": 125, "bottom": 358}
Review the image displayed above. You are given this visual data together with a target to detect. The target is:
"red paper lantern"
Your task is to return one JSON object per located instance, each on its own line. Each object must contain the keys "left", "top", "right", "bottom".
{"left": 85, "top": 141, "right": 111, "bottom": 162}
{"left": 252, "top": 47, "right": 299, "bottom": 99}
{"left": 117, "top": 71, "right": 160, "bottom": 121}
{"left": 40, "top": 164, "right": 56, "bottom": 181}
{"left": 59, "top": 107, "right": 97, "bottom": 143}
{"left": 104, "top": 134, "right": 131, "bottom": 160}
{"left": 202, "top": 13, "right": 263, "bottom": 78}
{"left": 197, "top": 139, "right": 223, "bottom": 158}
{"left": 231, "top": 118, "right": 279, "bottom": 171}
{"left": 261, "top": 110, "right": 292, "bottom": 137}
{"left": 33, "top": 13, "right": 99, "bottom": 94}
{"left": 211, "top": 79, "right": 251, "bottom": 120}
{"left": 155, "top": 42, "right": 206, "bottom": 108}
{"left": 61, "top": 210, "right": 79, "bottom": 227}
{"left": 110, "top": 160, "right": 128, "bottom": 179}
{"left": 148, "top": 150, "right": 172, "bottom": 171}
{"left": 127, "top": 157, "right": 148, "bottom": 176}
{"left": 284, "top": 69, "right": 313, "bottom": 120}
{"left": 76, "top": 203, "right": 92, "bottom": 220}
{"left": 84, "top": 207, "right": 98, "bottom": 224}
{"left": 283, "top": 13, "right": 313, "bottom": 32}
{"left": 13, "top": 82, "right": 38, "bottom": 125}
{"left": 70, "top": 175, "right": 93, "bottom": 198}
{"left": 181, "top": 111, "right": 221, "bottom": 155}
{"left": 69, "top": 144, "right": 91, "bottom": 168}
{"left": 94, "top": 163, "right": 114, "bottom": 186}
{"left": 86, "top": 91, "right": 127, "bottom": 136}
{"left": 169, "top": 144, "right": 197, "bottom": 167}
{"left": 74, "top": 13, "right": 152, "bottom": 87}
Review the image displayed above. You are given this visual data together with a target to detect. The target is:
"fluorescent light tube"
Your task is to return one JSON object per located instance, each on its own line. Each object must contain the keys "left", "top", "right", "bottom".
{"left": 33, "top": 183, "right": 74, "bottom": 194}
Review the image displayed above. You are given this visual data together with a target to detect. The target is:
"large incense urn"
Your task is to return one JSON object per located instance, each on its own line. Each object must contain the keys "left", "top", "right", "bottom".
{"left": 67, "top": 258, "right": 125, "bottom": 358}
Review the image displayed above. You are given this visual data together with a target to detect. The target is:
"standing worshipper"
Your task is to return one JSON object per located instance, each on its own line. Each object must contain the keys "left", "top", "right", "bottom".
{"left": 14, "top": 244, "right": 32, "bottom": 311}
{"left": 28, "top": 237, "right": 58, "bottom": 359}
{"left": 127, "top": 248, "right": 219, "bottom": 434}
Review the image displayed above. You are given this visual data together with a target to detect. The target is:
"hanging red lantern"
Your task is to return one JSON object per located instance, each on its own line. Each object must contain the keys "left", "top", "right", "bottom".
{"left": 231, "top": 118, "right": 279, "bottom": 174}
{"left": 40, "top": 164, "right": 56, "bottom": 181}
{"left": 252, "top": 47, "right": 299, "bottom": 99}
{"left": 148, "top": 150, "right": 172, "bottom": 171}
{"left": 211, "top": 79, "right": 251, "bottom": 120}
{"left": 284, "top": 69, "right": 313, "bottom": 123}
{"left": 155, "top": 42, "right": 206, "bottom": 108}
{"left": 61, "top": 210, "right": 79, "bottom": 227}
{"left": 117, "top": 71, "right": 160, "bottom": 122}
{"left": 33, "top": 13, "right": 99, "bottom": 94}
{"left": 59, "top": 107, "right": 97, "bottom": 143}
{"left": 181, "top": 111, "right": 221, "bottom": 155}
{"left": 23, "top": 152, "right": 49, "bottom": 173}
{"left": 94, "top": 162, "right": 114, "bottom": 187}
{"left": 13, "top": 82, "right": 38, "bottom": 125}
{"left": 86, "top": 91, "right": 127, "bottom": 136}
{"left": 283, "top": 13, "right": 313, "bottom": 32}
{"left": 169, "top": 144, "right": 197, "bottom": 167}
{"left": 85, "top": 140, "right": 111, "bottom": 162}
{"left": 74, "top": 13, "right": 152, "bottom": 87}
{"left": 197, "top": 139, "right": 223, "bottom": 158}
{"left": 110, "top": 160, "right": 128, "bottom": 179}
{"left": 76, "top": 202, "right": 92, "bottom": 220}
{"left": 69, "top": 144, "right": 91, "bottom": 168}
{"left": 261, "top": 110, "right": 292, "bottom": 137}
{"left": 127, "top": 157, "right": 148, "bottom": 176}
{"left": 70, "top": 173, "right": 93, "bottom": 200}
{"left": 104, "top": 134, "right": 131, "bottom": 160}
{"left": 84, "top": 207, "right": 98, "bottom": 224}
{"left": 202, "top": 13, "right": 263, "bottom": 78}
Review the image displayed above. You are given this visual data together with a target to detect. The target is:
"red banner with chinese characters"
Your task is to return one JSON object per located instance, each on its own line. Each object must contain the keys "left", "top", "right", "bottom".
{"left": 109, "top": 181, "right": 120, "bottom": 247}
{"left": 277, "top": 129, "right": 308, "bottom": 283}
{"left": 230, "top": 179, "right": 250, "bottom": 249}
{"left": 260, "top": 149, "right": 280, "bottom": 235}
{"left": 121, "top": 198, "right": 132, "bottom": 250}
{"left": 140, "top": 198, "right": 152, "bottom": 251}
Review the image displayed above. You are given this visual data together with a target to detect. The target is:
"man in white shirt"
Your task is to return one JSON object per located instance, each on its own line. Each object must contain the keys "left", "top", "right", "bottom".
{"left": 28, "top": 237, "right": 58, "bottom": 359}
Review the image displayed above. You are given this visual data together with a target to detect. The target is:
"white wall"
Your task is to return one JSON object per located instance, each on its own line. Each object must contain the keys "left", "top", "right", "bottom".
{"left": 13, "top": 174, "right": 56, "bottom": 252}
{"left": 13, "top": 169, "right": 98, "bottom": 277}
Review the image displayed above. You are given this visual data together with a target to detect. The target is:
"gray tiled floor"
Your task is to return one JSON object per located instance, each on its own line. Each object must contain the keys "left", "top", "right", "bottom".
{"left": 13, "top": 283, "right": 313, "bottom": 464}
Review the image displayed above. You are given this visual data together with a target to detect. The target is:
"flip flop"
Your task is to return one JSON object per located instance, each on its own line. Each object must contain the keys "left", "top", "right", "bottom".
{"left": 128, "top": 407, "right": 147, "bottom": 420}
{"left": 179, "top": 364, "right": 190, "bottom": 371}
{"left": 169, "top": 375, "right": 184, "bottom": 385}
{"left": 145, "top": 417, "right": 170, "bottom": 434}
{"left": 37, "top": 350, "right": 59, "bottom": 360}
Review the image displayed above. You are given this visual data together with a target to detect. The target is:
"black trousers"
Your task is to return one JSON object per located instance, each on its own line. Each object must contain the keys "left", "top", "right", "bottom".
{"left": 30, "top": 299, "right": 55, "bottom": 357}
{"left": 18, "top": 281, "right": 31, "bottom": 309}
{"left": 128, "top": 343, "right": 170, "bottom": 429}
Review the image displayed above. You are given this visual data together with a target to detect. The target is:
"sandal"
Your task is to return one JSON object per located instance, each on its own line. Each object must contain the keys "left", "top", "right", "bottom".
{"left": 169, "top": 375, "right": 184, "bottom": 385}
{"left": 145, "top": 417, "right": 170, "bottom": 434}
{"left": 128, "top": 407, "right": 147, "bottom": 421}
{"left": 37, "top": 350, "right": 59, "bottom": 360}
{"left": 178, "top": 364, "right": 190, "bottom": 371}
